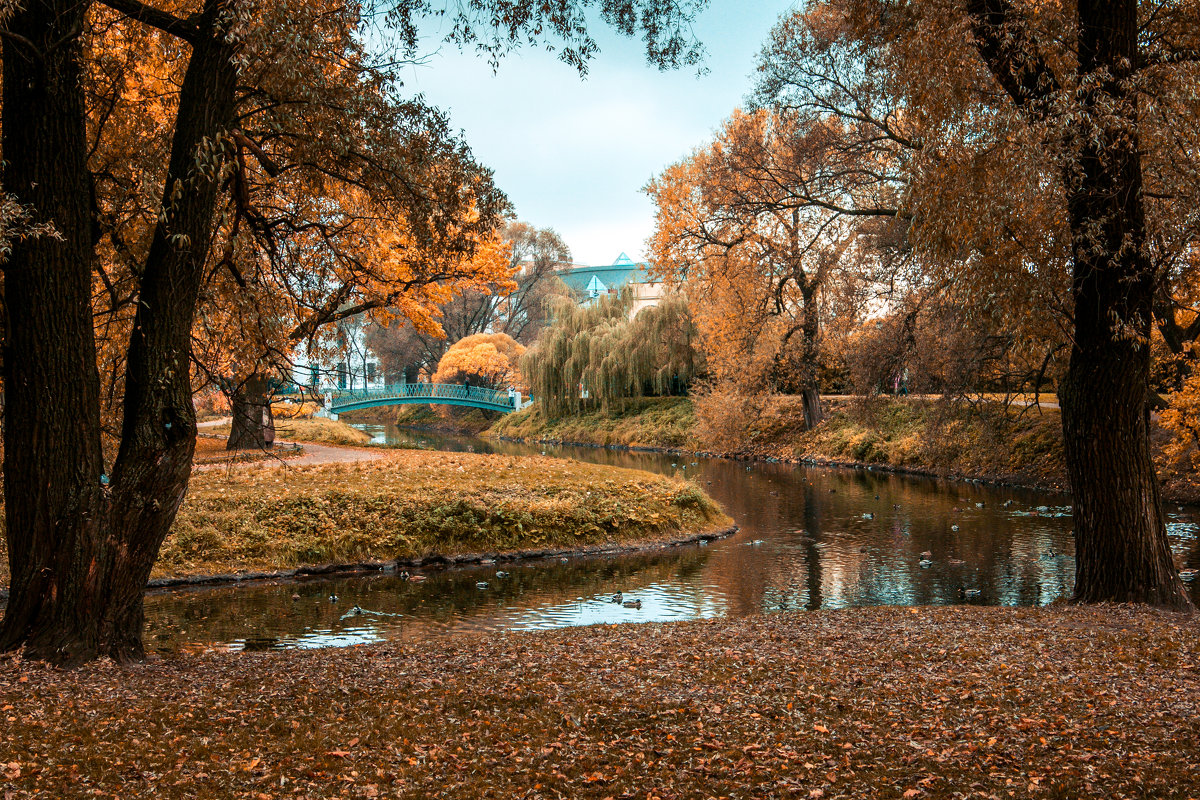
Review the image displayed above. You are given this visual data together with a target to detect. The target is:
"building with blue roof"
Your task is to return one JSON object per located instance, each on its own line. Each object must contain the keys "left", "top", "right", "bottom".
{"left": 557, "top": 252, "right": 663, "bottom": 316}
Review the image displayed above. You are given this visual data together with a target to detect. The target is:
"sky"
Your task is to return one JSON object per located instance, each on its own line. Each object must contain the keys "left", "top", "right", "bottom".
{"left": 399, "top": 1, "right": 798, "bottom": 267}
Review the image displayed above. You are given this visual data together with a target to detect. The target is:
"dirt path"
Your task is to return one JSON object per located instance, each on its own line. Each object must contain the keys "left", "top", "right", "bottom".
{"left": 280, "top": 440, "right": 383, "bottom": 466}
{"left": 194, "top": 417, "right": 382, "bottom": 468}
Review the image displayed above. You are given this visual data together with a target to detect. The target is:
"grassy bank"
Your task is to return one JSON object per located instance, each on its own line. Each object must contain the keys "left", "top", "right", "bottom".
{"left": 2, "top": 605, "right": 1197, "bottom": 799}
{"left": 339, "top": 403, "right": 498, "bottom": 435}
{"left": 156, "top": 450, "right": 729, "bottom": 580}
{"left": 787, "top": 397, "right": 1067, "bottom": 490}
{"left": 490, "top": 396, "right": 696, "bottom": 449}
{"left": 0, "top": 450, "right": 729, "bottom": 588}
{"left": 487, "top": 396, "right": 1068, "bottom": 486}
{"left": 494, "top": 395, "right": 1200, "bottom": 499}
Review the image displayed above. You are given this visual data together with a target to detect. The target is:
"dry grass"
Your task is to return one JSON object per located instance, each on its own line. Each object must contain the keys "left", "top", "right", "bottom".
{"left": 191, "top": 436, "right": 305, "bottom": 466}
{"left": 0, "top": 451, "right": 729, "bottom": 588}
{"left": 157, "top": 450, "right": 730, "bottom": 580}
{"left": 793, "top": 398, "right": 1068, "bottom": 488}
{"left": 1, "top": 605, "right": 1197, "bottom": 799}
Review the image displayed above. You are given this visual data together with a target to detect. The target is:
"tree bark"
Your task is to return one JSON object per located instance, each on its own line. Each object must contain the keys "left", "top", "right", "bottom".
{"left": 965, "top": 0, "right": 1190, "bottom": 609}
{"left": 798, "top": 282, "right": 824, "bottom": 430}
{"left": 1, "top": 1, "right": 244, "bottom": 664}
{"left": 0, "top": 0, "right": 111, "bottom": 663}
{"left": 1058, "top": 1, "right": 1190, "bottom": 608}
{"left": 227, "top": 374, "right": 276, "bottom": 450}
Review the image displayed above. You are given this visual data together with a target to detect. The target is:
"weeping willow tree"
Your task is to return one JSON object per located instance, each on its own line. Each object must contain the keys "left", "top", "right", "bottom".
{"left": 523, "top": 288, "right": 705, "bottom": 416}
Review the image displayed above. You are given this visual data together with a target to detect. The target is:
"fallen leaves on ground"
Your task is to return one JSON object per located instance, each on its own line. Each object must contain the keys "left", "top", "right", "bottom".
{"left": 2, "top": 605, "right": 1198, "bottom": 799}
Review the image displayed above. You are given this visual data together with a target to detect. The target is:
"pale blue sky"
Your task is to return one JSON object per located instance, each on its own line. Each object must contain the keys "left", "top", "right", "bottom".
{"left": 401, "top": 2, "right": 798, "bottom": 266}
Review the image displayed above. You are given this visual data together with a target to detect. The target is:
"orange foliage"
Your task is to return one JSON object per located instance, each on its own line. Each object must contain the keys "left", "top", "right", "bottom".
{"left": 432, "top": 333, "right": 525, "bottom": 390}
{"left": 79, "top": 1, "right": 517, "bottom": 408}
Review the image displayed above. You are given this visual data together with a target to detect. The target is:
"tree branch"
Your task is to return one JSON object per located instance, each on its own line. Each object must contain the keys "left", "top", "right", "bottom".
{"left": 964, "top": 0, "right": 1062, "bottom": 121}
{"left": 99, "top": 0, "right": 198, "bottom": 42}
{"left": 1138, "top": 46, "right": 1200, "bottom": 70}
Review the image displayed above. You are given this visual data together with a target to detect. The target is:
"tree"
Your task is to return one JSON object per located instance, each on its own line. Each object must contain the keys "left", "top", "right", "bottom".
{"left": 1, "top": 0, "right": 708, "bottom": 664}
{"left": 432, "top": 332, "right": 525, "bottom": 389}
{"left": 960, "top": 0, "right": 1193, "bottom": 607}
{"left": 363, "top": 220, "right": 573, "bottom": 381}
{"left": 522, "top": 289, "right": 705, "bottom": 416}
{"left": 495, "top": 222, "right": 575, "bottom": 345}
{"left": 755, "top": 0, "right": 1197, "bottom": 607}
{"left": 647, "top": 109, "right": 872, "bottom": 429}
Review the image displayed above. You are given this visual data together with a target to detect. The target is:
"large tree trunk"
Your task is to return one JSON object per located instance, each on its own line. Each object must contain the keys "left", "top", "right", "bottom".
{"left": 1058, "top": 1, "right": 1190, "bottom": 608}
{"left": 966, "top": 0, "right": 1191, "bottom": 609}
{"left": 227, "top": 374, "right": 276, "bottom": 450}
{"left": 0, "top": 0, "right": 112, "bottom": 663}
{"left": 798, "top": 282, "right": 823, "bottom": 430}
{"left": 1, "top": 2, "right": 242, "bottom": 664}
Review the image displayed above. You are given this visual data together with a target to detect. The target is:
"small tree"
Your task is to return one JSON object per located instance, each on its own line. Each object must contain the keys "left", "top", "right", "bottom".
{"left": 432, "top": 333, "right": 525, "bottom": 390}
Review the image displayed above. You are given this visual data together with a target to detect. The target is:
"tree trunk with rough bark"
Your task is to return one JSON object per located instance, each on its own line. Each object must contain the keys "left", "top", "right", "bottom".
{"left": 1057, "top": 1, "right": 1189, "bottom": 608}
{"left": 0, "top": 1, "right": 244, "bottom": 664}
{"left": 226, "top": 375, "right": 276, "bottom": 450}
{"left": 798, "top": 282, "right": 824, "bottom": 431}
{"left": 967, "top": 0, "right": 1190, "bottom": 608}
{"left": 0, "top": 0, "right": 112, "bottom": 664}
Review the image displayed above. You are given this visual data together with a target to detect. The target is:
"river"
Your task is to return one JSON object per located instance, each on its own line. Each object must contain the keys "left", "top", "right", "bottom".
{"left": 141, "top": 425, "right": 1200, "bottom": 652}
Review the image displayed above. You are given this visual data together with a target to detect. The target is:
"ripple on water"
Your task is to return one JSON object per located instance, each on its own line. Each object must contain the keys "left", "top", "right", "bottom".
{"left": 140, "top": 430, "right": 1200, "bottom": 652}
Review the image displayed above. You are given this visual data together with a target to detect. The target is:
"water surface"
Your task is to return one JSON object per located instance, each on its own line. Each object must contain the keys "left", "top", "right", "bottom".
{"left": 141, "top": 425, "right": 1199, "bottom": 652}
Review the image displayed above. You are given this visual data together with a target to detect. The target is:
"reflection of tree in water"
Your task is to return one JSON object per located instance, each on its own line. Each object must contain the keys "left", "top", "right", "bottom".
{"left": 144, "top": 547, "right": 712, "bottom": 652}
{"left": 147, "top": 430, "right": 1101, "bottom": 652}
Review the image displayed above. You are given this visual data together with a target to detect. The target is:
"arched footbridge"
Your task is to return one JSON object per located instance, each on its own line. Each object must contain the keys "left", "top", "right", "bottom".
{"left": 326, "top": 383, "right": 531, "bottom": 414}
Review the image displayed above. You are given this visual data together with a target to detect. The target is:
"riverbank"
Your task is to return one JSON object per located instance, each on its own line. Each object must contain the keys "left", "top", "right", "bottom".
{"left": 0, "top": 450, "right": 730, "bottom": 591}
{"left": 2, "top": 604, "right": 1196, "bottom": 799}
{"left": 488, "top": 395, "right": 1200, "bottom": 502}
{"left": 489, "top": 396, "right": 696, "bottom": 449}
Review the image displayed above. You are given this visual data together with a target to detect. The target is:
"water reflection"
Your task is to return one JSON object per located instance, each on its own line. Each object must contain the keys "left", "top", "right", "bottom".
{"left": 140, "top": 425, "right": 1199, "bottom": 652}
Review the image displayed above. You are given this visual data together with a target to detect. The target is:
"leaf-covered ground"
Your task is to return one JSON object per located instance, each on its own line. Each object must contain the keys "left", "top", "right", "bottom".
{"left": 192, "top": 436, "right": 307, "bottom": 466}
{"left": 2, "top": 605, "right": 1197, "bottom": 799}
{"left": 208, "top": 418, "right": 374, "bottom": 447}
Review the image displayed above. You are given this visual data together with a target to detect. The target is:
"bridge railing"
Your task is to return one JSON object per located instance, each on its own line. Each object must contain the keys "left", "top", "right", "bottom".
{"left": 328, "top": 382, "right": 525, "bottom": 411}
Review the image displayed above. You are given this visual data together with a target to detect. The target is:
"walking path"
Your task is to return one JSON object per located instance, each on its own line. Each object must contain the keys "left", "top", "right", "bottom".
{"left": 195, "top": 418, "right": 382, "bottom": 468}
{"left": 817, "top": 393, "right": 1060, "bottom": 409}
{"left": 280, "top": 440, "right": 383, "bottom": 466}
